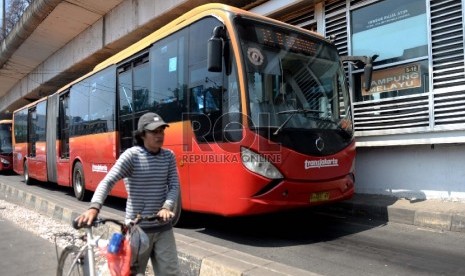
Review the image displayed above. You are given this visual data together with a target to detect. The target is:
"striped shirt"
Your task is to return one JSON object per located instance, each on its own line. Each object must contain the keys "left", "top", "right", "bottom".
{"left": 89, "top": 146, "right": 180, "bottom": 230}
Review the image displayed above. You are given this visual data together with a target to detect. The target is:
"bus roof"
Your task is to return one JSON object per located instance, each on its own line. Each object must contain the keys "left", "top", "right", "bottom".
{"left": 16, "top": 3, "right": 328, "bottom": 110}
{"left": 0, "top": 119, "right": 12, "bottom": 124}
{"left": 54, "top": 3, "right": 326, "bottom": 94}
{"left": 92, "top": 3, "right": 325, "bottom": 72}
{"left": 12, "top": 96, "right": 47, "bottom": 114}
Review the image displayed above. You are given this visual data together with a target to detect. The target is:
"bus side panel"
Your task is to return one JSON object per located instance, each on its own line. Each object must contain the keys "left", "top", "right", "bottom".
{"left": 13, "top": 143, "right": 26, "bottom": 175}
{"left": 163, "top": 122, "right": 191, "bottom": 211}
{"left": 87, "top": 131, "right": 124, "bottom": 197}
{"left": 56, "top": 157, "right": 70, "bottom": 186}
{"left": 167, "top": 144, "right": 190, "bottom": 210}
{"left": 70, "top": 132, "right": 127, "bottom": 198}
{"left": 54, "top": 138, "right": 69, "bottom": 186}
{"left": 29, "top": 141, "right": 48, "bottom": 182}
{"left": 184, "top": 142, "right": 263, "bottom": 215}
{"left": 188, "top": 152, "right": 274, "bottom": 215}
{"left": 69, "top": 135, "right": 85, "bottom": 186}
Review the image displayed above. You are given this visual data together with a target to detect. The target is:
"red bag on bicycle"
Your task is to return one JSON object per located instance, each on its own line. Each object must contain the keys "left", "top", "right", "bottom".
{"left": 106, "top": 238, "right": 131, "bottom": 276}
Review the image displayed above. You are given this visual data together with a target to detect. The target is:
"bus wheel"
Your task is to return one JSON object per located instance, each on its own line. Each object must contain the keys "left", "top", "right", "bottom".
{"left": 23, "top": 161, "right": 32, "bottom": 185}
{"left": 73, "top": 162, "right": 87, "bottom": 201}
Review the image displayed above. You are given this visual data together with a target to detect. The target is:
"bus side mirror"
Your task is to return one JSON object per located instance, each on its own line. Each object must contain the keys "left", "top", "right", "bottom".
{"left": 363, "top": 62, "right": 373, "bottom": 92}
{"left": 340, "top": 54, "right": 378, "bottom": 92}
{"left": 363, "top": 55, "right": 378, "bottom": 92}
{"left": 208, "top": 26, "right": 226, "bottom": 72}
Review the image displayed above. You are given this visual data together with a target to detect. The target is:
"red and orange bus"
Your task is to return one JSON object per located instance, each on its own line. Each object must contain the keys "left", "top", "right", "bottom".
{"left": 0, "top": 120, "right": 13, "bottom": 172}
{"left": 12, "top": 4, "right": 373, "bottom": 220}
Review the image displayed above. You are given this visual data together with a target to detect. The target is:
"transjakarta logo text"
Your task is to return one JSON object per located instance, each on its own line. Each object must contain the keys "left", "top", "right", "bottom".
{"left": 304, "top": 158, "right": 339, "bottom": 169}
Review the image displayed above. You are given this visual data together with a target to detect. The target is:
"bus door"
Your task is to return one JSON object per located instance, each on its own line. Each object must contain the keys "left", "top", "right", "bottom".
{"left": 116, "top": 56, "right": 152, "bottom": 197}
{"left": 12, "top": 109, "right": 28, "bottom": 174}
{"left": 26, "top": 106, "right": 37, "bottom": 179}
{"left": 56, "top": 91, "right": 71, "bottom": 185}
{"left": 27, "top": 107, "right": 36, "bottom": 160}
{"left": 117, "top": 62, "right": 136, "bottom": 154}
{"left": 26, "top": 100, "right": 48, "bottom": 182}
{"left": 148, "top": 28, "right": 190, "bottom": 209}
{"left": 0, "top": 120, "right": 13, "bottom": 171}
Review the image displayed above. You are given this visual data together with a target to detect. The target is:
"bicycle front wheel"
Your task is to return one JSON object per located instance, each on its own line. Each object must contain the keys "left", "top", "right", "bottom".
{"left": 57, "top": 245, "right": 86, "bottom": 276}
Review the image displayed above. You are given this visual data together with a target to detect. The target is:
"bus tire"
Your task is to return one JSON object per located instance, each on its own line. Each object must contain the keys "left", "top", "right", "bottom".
{"left": 73, "top": 162, "right": 87, "bottom": 201}
{"left": 23, "top": 160, "right": 33, "bottom": 185}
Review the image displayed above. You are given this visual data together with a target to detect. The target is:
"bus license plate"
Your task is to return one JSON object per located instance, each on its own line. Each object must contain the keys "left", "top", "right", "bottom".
{"left": 310, "top": 192, "right": 330, "bottom": 203}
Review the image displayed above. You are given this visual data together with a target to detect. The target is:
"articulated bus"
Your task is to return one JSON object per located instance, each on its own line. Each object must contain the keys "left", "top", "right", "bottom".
{"left": 0, "top": 120, "right": 13, "bottom": 172}
{"left": 12, "top": 4, "right": 373, "bottom": 220}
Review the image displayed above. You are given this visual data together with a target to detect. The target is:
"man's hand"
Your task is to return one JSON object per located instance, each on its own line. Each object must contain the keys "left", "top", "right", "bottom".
{"left": 74, "top": 208, "right": 99, "bottom": 227}
{"left": 157, "top": 208, "right": 174, "bottom": 222}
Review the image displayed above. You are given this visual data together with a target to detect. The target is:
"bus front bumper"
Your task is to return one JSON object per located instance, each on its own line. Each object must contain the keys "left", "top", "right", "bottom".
{"left": 242, "top": 174, "right": 355, "bottom": 215}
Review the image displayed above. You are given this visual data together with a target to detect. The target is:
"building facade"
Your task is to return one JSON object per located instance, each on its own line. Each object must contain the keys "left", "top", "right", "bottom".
{"left": 252, "top": 0, "right": 465, "bottom": 201}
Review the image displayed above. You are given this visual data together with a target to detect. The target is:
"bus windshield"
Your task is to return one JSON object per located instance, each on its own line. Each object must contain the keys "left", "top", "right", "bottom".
{"left": 235, "top": 18, "right": 352, "bottom": 136}
{"left": 0, "top": 127, "right": 12, "bottom": 154}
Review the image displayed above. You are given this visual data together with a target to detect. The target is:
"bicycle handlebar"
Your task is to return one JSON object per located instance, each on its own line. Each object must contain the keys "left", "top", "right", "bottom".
{"left": 130, "top": 213, "right": 160, "bottom": 225}
{"left": 72, "top": 213, "right": 160, "bottom": 230}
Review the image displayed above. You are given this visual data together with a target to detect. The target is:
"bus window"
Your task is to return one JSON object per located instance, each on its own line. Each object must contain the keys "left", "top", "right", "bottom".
{"left": 88, "top": 67, "right": 116, "bottom": 134}
{"left": 59, "top": 92, "right": 70, "bottom": 158}
{"left": 118, "top": 63, "right": 136, "bottom": 153}
{"left": 151, "top": 29, "right": 188, "bottom": 123}
{"left": 0, "top": 123, "right": 12, "bottom": 154}
{"left": 187, "top": 17, "right": 227, "bottom": 143}
{"left": 70, "top": 81, "right": 90, "bottom": 137}
{"left": 133, "top": 58, "right": 150, "bottom": 112}
{"left": 0, "top": 120, "right": 13, "bottom": 172}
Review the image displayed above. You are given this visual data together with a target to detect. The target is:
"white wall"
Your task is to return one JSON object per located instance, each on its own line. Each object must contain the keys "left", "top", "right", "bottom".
{"left": 355, "top": 144, "right": 465, "bottom": 201}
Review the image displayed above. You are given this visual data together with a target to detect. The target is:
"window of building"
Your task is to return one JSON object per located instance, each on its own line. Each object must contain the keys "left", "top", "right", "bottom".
{"left": 351, "top": 0, "right": 429, "bottom": 102}
{"left": 351, "top": 0, "right": 427, "bottom": 64}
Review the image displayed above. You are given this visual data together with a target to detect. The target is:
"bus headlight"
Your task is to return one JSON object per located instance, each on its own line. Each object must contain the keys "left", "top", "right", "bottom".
{"left": 0, "top": 158, "right": 10, "bottom": 165}
{"left": 241, "top": 147, "right": 283, "bottom": 179}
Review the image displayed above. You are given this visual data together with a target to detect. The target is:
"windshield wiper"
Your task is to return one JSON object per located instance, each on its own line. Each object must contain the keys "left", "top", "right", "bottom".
{"left": 303, "top": 112, "right": 353, "bottom": 136}
{"left": 273, "top": 109, "right": 323, "bottom": 135}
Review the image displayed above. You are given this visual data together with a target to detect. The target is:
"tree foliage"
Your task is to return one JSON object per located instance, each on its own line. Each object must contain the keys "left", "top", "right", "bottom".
{"left": 1, "top": 0, "right": 33, "bottom": 40}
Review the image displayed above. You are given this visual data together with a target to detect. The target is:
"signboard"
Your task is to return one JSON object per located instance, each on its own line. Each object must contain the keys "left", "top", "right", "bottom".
{"left": 351, "top": 0, "right": 427, "bottom": 62}
{"left": 362, "top": 63, "right": 421, "bottom": 95}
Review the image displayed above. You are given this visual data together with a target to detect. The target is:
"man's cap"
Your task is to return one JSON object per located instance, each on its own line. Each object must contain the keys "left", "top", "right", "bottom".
{"left": 137, "top": 112, "right": 169, "bottom": 132}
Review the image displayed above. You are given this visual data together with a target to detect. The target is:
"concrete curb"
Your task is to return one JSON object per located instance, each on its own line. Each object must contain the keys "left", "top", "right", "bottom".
{"left": 0, "top": 182, "right": 320, "bottom": 276}
{"left": 325, "top": 197, "right": 465, "bottom": 233}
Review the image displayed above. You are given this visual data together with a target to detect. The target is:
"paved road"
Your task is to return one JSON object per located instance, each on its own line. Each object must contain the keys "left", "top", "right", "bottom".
{"left": 174, "top": 209, "right": 465, "bottom": 276}
{"left": 2, "top": 173, "right": 465, "bottom": 275}
{"left": 0, "top": 213, "right": 57, "bottom": 275}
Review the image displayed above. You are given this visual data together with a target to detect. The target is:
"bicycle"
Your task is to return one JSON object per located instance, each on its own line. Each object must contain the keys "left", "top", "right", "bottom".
{"left": 56, "top": 213, "right": 159, "bottom": 276}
